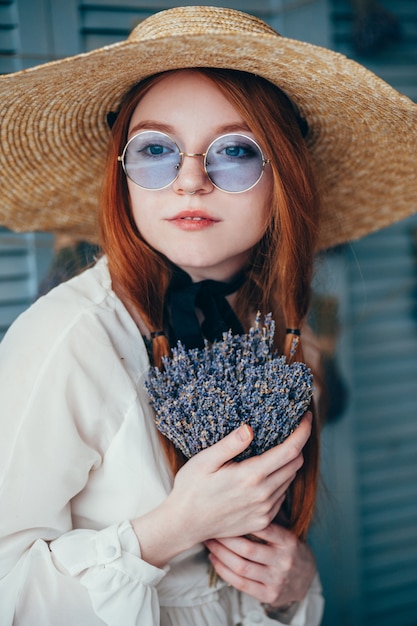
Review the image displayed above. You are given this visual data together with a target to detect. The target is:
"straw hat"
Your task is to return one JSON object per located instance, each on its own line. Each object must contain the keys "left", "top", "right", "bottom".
{"left": 0, "top": 5, "right": 416, "bottom": 249}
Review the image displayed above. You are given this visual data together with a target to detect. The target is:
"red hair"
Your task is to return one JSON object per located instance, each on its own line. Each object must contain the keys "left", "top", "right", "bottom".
{"left": 100, "top": 69, "right": 320, "bottom": 539}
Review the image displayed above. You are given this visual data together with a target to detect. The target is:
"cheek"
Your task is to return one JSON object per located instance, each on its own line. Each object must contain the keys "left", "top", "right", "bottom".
{"left": 130, "top": 207, "right": 154, "bottom": 244}
{"left": 250, "top": 192, "right": 272, "bottom": 240}
{"left": 127, "top": 185, "right": 152, "bottom": 235}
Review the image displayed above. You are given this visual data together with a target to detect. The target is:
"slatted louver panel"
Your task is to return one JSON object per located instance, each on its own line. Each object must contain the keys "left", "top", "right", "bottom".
{"left": 323, "top": 2, "right": 417, "bottom": 624}
{"left": 348, "top": 215, "right": 417, "bottom": 626}
{"left": 331, "top": 0, "right": 417, "bottom": 100}
{"left": 0, "top": 0, "right": 56, "bottom": 337}
{"left": 0, "top": 230, "right": 36, "bottom": 340}
{"left": 0, "top": 0, "right": 20, "bottom": 73}
{"left": 0, "top": 2, "right": 31, "bottom": 339}
{"left": 79, "top": 0, "right": 280, "bottom": 51}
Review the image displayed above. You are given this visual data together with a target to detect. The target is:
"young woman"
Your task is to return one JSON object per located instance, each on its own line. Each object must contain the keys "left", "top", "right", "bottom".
{"left": 0, "top": 6, "right": 416, "bottom": 626}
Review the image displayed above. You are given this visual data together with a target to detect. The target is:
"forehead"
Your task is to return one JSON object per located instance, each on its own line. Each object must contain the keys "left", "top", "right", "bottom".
{"left": 128, "top": 70, "right": 245, "bottom": 133}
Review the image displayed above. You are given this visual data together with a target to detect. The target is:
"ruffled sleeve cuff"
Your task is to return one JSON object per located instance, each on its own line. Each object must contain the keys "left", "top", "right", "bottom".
{"left": 50, "top": 521, "right": 168, "bottom": 626}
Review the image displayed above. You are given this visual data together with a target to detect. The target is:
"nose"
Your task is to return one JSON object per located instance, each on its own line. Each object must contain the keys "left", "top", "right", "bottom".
{"left": 172, "top": 152, "right": 213, "bottom": 195}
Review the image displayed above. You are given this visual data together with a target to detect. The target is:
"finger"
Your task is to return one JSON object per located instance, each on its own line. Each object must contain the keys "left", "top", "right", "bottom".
{"left": 245, "top": 412, "right": 312, "bottom": 477}
{"left": 275, "top": 412, "right": 312, "bottom": 462}
{"left": 266, "top": 490, "right": 288, "bottom": 522}
{"left": 250, "top": 522, "right": 297, "bottom": 546}
{"left": 208, "top": 540, "right": 267, "bottom": 585}
{"left": 207, "top": 536, "right": 271, "bottom": 568}
{"left": 208, "top": 550, "right": 268, "bottom": 599}
{"left": 194, "top": 424, "right": 254, "bottom": 472}
{"left": 205, "top": 533, "right": 275, "bottom": 582}
{"left": 262, "top": 457, "right": 303, "bottom": 507}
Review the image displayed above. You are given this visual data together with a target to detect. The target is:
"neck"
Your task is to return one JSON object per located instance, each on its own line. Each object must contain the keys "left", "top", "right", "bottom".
{"left": 171, "top": 263, "right": 247, "bottom": 286}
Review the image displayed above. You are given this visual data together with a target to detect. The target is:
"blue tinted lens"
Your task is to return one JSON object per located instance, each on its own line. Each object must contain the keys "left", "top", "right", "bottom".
{"left": 205, "top": 134, "right": 265, "bottom": 192}
{"left": 122, "top": 131, "right": 181, "bottom": 189}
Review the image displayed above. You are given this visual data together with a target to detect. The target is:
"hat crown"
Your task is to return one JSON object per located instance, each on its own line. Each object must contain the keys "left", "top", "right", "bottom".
{"left": 128, "top": 5, "right": 279, "bottom": 42}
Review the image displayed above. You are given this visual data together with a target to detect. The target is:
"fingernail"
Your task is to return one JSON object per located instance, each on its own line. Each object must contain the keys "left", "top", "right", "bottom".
{"left": 236, "top": 424, "right": 251, "bottom": 442}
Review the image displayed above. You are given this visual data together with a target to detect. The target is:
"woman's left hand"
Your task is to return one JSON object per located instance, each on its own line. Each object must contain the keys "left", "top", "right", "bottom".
{"left": 204, "top": 523, "right": 316, "bottom": 607}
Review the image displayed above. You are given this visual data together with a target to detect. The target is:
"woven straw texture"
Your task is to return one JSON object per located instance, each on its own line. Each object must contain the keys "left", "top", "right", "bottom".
{"left": 0, "top": 6, "right": 416, "bottom": 249}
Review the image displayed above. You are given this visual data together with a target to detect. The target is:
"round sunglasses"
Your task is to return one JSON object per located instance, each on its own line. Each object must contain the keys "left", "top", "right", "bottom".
{"left": 118, "top": 130, "right": 270, "bottom": 193}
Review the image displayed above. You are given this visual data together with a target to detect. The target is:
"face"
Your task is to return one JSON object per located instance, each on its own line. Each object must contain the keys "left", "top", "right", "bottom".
{"left": 126, "top": 70, "right": 273, "bottom": 282}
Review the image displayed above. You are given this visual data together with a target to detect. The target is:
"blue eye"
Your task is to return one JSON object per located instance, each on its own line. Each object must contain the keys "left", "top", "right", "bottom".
{"left": 225, "top": 145, "right": 243, "bottom": 157}
{"left": 141, "top": 143, "right": 174, "bottom": 158}
{"left": 217, "top": 142, "right": 257, "bottom": 160}
{"left": 126, "top": 132, "right": 179, "bottom": 164}
{"left": 148, "top": 144, "right": 164, "bottom": 155}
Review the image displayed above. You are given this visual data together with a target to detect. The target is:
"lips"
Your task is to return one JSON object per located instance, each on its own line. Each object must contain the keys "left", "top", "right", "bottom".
{"left": 168, "top": 210, "right": 220, "bottom": 229}
{"left": 170, "top": 210, "right": 219, "bottom": 222}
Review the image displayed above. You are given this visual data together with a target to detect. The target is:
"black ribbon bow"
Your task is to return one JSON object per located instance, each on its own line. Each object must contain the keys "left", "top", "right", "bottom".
{"left": 165, "top": 267, "right": 245, "bottom": 349}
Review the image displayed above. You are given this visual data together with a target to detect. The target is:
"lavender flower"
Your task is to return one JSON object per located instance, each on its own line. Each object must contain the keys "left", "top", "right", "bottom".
{"left": 145, "top": 313, "right": 313, "bottom": 461}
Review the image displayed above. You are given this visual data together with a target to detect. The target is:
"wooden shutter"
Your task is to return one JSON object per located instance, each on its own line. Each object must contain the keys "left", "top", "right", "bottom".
{"left": 347, "top": 217, "right": 417, "bottom": 626}
{"left": 0, "top": 0, "right": 55, "bottom": 339}
{"left": 312, "top": 2, "right": 417, "bottom": 625}
{"left": 77, "top": 0, "right": 301, "bottom": 52}
{"left": 0, "top": 229, "right": 53, "bottom": 340}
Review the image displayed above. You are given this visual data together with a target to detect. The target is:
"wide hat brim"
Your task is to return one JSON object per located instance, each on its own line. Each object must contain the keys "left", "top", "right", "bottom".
{"left": 0, "top": 6, "right": 416, "bottom": 249}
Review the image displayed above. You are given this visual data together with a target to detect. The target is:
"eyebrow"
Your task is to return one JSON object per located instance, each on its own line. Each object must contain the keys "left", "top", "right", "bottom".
{"left": 128, "top": 120, "right": 253, "bottom": 138}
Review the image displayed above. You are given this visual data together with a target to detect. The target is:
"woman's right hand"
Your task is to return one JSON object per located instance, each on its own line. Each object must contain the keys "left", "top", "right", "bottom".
{"left": 131, "top": 412, "right": 312, "bottom": 568}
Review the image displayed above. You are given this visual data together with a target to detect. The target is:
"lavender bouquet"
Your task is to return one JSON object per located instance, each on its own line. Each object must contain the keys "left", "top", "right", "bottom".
{"left": 146, "top": 314, "right": 313, "bottom": 461}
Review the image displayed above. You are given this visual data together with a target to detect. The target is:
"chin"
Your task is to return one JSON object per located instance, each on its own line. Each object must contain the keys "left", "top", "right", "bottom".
{"left": 167, "top": 255, "right": 216, "bottom": 272}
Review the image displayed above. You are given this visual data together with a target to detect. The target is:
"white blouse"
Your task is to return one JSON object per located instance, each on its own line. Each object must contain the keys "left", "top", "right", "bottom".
{"left": 0, "top": 257, "right": 324, "bottom": 625}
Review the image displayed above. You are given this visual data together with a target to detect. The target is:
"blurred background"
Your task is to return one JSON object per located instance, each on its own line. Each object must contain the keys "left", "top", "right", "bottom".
{"left": 0, "top": 1, "right": 416, "bottom": 624}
